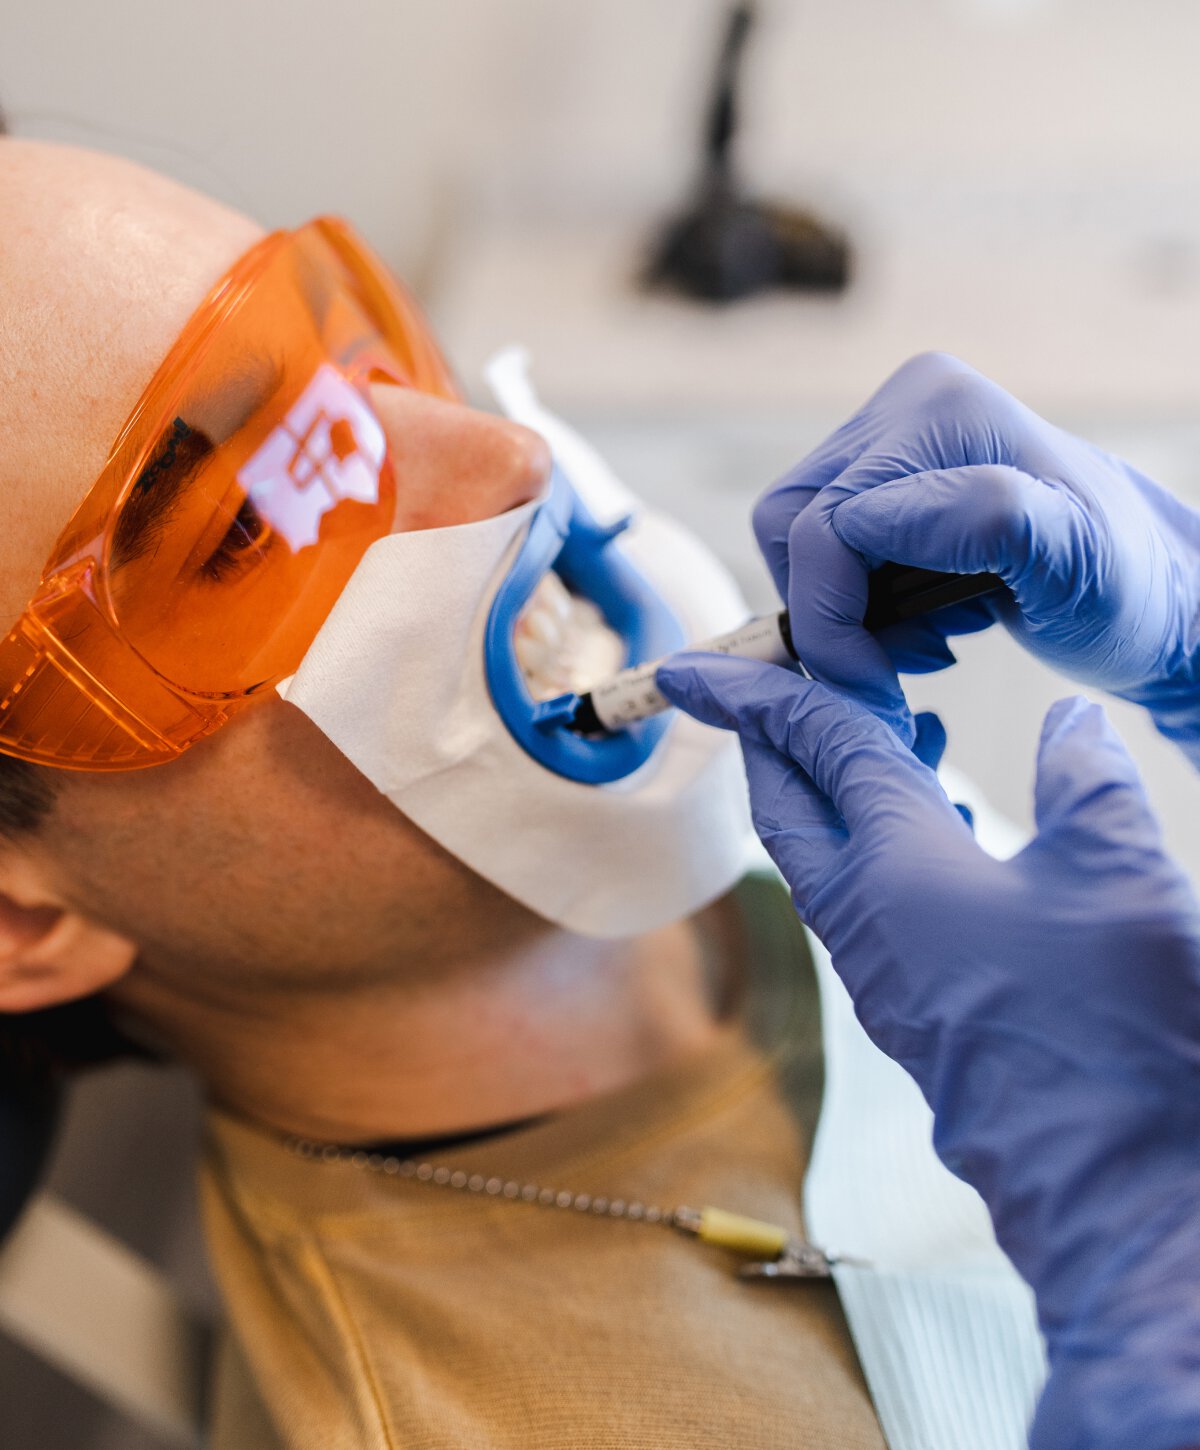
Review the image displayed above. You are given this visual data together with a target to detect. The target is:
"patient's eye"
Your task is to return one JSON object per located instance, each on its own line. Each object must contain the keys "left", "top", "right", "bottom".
{"left": 200, "top": 498, "right": 273, "bottom": 582}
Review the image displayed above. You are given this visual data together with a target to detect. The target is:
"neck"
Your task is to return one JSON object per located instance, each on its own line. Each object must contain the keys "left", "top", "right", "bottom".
{"left": 112, "top": 897, "right": 742, "bottom": 1144}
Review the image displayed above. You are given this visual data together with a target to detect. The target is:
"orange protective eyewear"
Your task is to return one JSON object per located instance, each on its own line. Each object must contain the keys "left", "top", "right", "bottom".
{"left": 0, "top": 217, "right": 458, "bottom": 771}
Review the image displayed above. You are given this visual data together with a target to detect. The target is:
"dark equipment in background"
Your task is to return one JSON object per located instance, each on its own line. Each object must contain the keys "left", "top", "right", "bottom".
{"left": 644, "top": 3, "right": 852, "bottom": 303}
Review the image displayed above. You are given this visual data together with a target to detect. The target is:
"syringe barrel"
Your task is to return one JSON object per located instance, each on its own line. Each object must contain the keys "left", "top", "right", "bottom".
{"left": 588, "top": 612, "right": 795, "bottom": 732}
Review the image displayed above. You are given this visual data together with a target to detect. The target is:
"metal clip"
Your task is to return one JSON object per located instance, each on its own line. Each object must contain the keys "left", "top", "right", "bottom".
{"left": 671, "top": 1204, "right": 868, "bottom": 1283}
{"left": 739, "top": 1239, "right": 837, "bottom": 1280}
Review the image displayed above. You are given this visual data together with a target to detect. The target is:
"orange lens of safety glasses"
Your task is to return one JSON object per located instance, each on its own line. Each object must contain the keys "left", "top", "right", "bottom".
{"left": 0, "top": 218, "right": 458, "bottom": 771}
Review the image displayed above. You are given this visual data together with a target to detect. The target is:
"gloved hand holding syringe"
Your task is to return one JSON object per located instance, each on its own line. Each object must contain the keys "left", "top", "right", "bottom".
{"left": 650, "top": 352, "right": 1200, "bottom": 1450}
{"left": 568, "top": 562, "right": 1004, "bottom": 734}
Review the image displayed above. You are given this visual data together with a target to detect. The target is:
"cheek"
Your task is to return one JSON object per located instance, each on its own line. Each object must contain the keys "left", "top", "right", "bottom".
{"left": 42, "top": 699, "right": 540, "bottom": 969}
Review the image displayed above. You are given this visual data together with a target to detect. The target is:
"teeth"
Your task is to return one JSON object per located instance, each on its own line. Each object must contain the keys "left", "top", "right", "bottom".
{"left": 515, "top": 573, "right": 625, "bottom": 702}
{"left": 514, "top": 631, "right": 555, "bottom": 678}
{"left": 567, "top": 597, "right": 607, "bottom": 632}
{"left": 536, "top": 570, "right": 573, "bottom": 623}
{"left": 521, "top": 604, "right": 562, "bottom": 650}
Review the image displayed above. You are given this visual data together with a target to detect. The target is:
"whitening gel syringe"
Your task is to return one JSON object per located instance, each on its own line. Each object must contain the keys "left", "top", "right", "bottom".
{"left": 567, "top": 564, "right": 1005, "bottom": 736}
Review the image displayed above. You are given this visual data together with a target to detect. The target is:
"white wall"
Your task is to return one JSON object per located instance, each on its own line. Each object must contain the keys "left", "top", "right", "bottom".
{"left": 7, "top": 1, "right": 1200, "bottom": 263}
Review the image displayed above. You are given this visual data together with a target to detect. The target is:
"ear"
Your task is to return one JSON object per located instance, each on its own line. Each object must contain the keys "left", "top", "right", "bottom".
{"left": 0, "top": 855, "right": 136, "bottom": 1014}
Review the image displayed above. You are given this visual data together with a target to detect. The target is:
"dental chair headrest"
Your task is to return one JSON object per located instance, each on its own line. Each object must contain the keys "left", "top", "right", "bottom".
{"left": 0, "top": 1079, "right": 61, "bottom": 1242}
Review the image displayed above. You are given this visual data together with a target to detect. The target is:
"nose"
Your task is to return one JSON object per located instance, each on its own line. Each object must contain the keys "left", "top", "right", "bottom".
{"left": 367, "top": 383, "right": 553, "bottom": 532}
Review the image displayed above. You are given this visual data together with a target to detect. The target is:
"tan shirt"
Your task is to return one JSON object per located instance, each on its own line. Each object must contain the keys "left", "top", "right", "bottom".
{"left": 200, "top": 876, "right": 885, "bottom": 1449}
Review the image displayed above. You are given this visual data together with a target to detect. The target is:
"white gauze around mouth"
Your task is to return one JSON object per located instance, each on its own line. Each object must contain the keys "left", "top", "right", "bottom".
{"left": 279, "top": 350, "right": 758, "bottom": 938}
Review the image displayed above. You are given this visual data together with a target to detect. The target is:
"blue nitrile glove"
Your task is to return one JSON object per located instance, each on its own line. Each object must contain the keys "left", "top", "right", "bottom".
{"left": 756, "top": 351, "right": 1200, "bottom": 763}
{"left": 657, "top": 653, "right": 1200, "bottom": 1450}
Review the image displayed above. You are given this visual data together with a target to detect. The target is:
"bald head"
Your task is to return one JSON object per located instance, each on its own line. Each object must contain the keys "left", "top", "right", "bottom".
{"left": 0, "top": 140, "right": 263, "bottom": 620}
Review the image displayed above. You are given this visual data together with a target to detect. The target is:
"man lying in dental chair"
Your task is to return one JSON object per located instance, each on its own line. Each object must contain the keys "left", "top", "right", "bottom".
{"left": 0, "top": 131, "right": 893, "bottom": 1450}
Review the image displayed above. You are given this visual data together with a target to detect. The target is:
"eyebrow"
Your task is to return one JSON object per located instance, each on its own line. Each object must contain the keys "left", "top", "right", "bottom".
{"left": 110, "top": 418, "right": 214, "bottom": 570}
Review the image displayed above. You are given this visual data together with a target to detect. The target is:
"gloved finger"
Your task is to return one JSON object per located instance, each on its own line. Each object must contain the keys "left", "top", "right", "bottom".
{"left": 908, "top": 713, "right": 975, "bottom": 839}
{"left": 739, "top": 727, "right": 856, "bottom": 915}
{"left": 1026, "top": 696, "right": 1167, "bottom": 861}
{"left": 739, "top": 735, "right": 844, "bottom": 837}
{"left": 866, "top": 599, "right": 1000, "bottom": 675}
{"left": 910, "top": 714, "right": 979, "bottom": 834}
{"left": 752, "top": 350, "right": 997, "bottom": 610}
{"left": 784, "top": 490, "right": 914, "bottom": 743}
{"left": 829, "top": 464, "right": 1089, "bottom": 610}
{"left": 666, "top": 668, "right": 850, "bottom": 906}
{"left": 752, "top": 439, "right": 863, "bottom": 605}
{"left": 656, "top": 651, "right": 785, "bottom": 739}
{"left": 875, "top": 621, "right": 958, "bottom": 674}
{"left": 749, "top": 353, "right": 960, "bottom": 601}
{"left": 657, "top": 653, "right": 967, "bottom": 843}
{"left": 912, "top": 711, "right": 948, "bottom": 771}
{"left": 871, "top": 593, "right": 997, "bottom": 670}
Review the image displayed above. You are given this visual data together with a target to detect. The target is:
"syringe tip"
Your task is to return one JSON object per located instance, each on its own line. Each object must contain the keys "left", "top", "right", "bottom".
{"left": 570, "top": 692, "right": 606, "bottom": 736}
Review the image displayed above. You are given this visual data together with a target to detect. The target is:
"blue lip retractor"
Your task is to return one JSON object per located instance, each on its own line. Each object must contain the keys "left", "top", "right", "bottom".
{"left": 484, "top": 467, "right": 684, "bottom": 785}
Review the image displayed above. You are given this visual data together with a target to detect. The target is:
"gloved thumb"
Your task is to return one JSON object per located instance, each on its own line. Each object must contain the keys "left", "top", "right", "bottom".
{"left": 658, "top": 651, "right": 966, "bottom": 839}
{"left": 784, "top": 492, "right": 915, "bottom": 745}
{"left": 656, "top": 651, "right": 786, "bottom": 733}
{"left": 1030, "top": 696, "right": 1165, "bottom": 860}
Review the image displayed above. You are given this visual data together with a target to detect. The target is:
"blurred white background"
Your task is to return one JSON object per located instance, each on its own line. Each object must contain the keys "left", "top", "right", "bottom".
{"left": 4, "top": 2, "right": 1200, "bottom": 1443}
